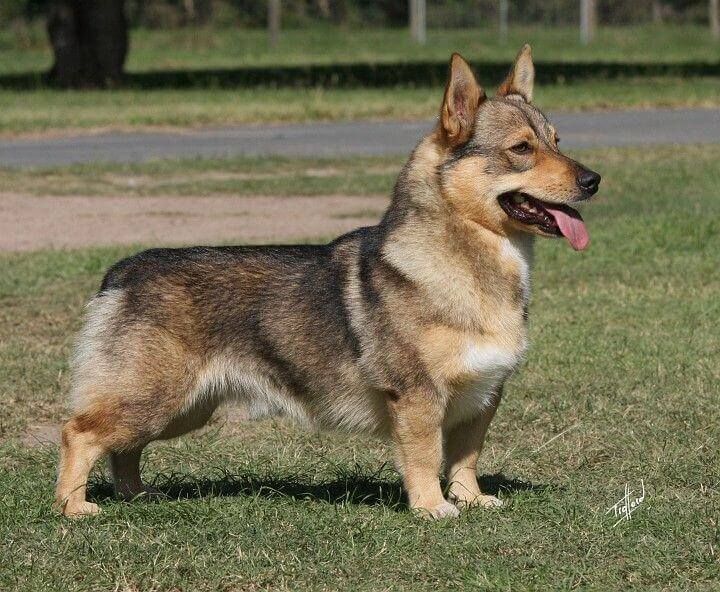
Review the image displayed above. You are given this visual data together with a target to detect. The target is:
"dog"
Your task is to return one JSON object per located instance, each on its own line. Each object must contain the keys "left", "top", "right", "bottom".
{"left": 56, "top": 45, "right": 600, "bottom": 519}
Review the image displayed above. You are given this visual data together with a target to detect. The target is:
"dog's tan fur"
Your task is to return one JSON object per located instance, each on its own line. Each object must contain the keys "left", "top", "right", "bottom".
{"left": 56, "top": 46, "right": 599, "bottom": 519}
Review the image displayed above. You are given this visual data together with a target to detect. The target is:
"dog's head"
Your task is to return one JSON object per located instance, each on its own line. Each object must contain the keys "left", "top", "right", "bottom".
{"left": 436, "top": 46, "right": 600, "bottom": 251}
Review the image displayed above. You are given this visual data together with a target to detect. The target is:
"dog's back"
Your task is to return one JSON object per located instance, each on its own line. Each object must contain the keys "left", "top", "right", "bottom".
{"left": 74, "top": 231, "right": 396, "bottom": 430}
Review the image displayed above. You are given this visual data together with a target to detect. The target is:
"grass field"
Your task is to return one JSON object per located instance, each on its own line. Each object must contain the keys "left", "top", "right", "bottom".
{"left": 0, "top": 154, "right": 401, "bottom": 196}
{"left": 1, "top": 145, "right": 719, "bottom": 590}
{"left": 1, "top": 23, "right": 719, "bottom": 136}
{"left": 3, "top": 24, "right": 720, "bottom": 75}
{"left": 1, "top": 76, "right": 719, "bottom": 136}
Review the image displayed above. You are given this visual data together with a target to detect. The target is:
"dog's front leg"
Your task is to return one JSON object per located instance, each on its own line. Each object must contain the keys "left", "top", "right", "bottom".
{"left": 389, "top": 389, "right": 459, "bottom": 519}
{"left": 444, "top": 393, "right": 503, "bottom": 509}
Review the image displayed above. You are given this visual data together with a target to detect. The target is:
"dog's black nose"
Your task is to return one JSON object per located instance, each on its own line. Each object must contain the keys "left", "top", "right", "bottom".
{"left": 578, "top": 169, "right": 601, "bottom": 195}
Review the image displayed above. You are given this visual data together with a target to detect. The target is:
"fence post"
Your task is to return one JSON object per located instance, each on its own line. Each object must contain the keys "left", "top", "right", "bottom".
{"left": 409, "top": 0, "right": 426, "bottom": 45}
{"left": 580, "top": 0, "right": 596, "bottom": 45}
{"left": 499, "top": 0, "right": 509, "bottom": 43}
{"left": 652, "top": 1, "right": 663, "bottom": 23}
{"left": 711, "top": 0, "right": 720, "bottom": 39}
{"left": 268, "top": 0, "right": 280, "bottom": 48}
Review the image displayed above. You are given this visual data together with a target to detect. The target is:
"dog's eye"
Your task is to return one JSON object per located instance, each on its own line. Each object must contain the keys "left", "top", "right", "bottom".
{"left": 510, "top": 141, "right": 532, "bottom": 154}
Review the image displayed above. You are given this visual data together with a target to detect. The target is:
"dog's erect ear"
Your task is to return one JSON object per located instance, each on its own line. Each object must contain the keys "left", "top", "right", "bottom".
{"left": 497, "top": 44, "right": 535, "bottom": 103}
{"left": 440, "top": 53, "right": 486, "bottom": 147}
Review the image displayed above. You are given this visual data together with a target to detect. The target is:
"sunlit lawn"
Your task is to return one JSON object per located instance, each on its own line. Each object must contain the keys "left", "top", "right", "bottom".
{"left": 0, "top": 76, "right": 719, "bottom": 136}
{"left": 1, "top": 24, "right": 718, "bottom": 135}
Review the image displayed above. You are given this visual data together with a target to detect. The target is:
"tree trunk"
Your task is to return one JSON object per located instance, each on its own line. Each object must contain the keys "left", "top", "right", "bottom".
{"left": 47, "top": 0, "right": 128, "bottom": 88}
{"left": 316, "top": 0, "right": 331, "bottom": 19}
{"left": 183, "top": 0, "right": 196, "bottom": 23}
{"left": 711, "top": 0, "right": 720, "bottom": 40}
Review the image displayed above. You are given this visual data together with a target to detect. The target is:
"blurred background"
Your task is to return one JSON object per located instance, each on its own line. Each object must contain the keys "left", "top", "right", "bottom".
{"left": 0, "top": 0, "right": 718, "bottom": 133}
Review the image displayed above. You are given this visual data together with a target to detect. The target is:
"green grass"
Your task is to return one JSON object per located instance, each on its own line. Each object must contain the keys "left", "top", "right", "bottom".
{"left": 2, "top": 24, "right": 720, "bottom": 75}
{"left": 0, "top": 155, "right": 403, "bottom": 196}
{"left": 1, "top": 145, "right": 719, "bottom": 590}
{"left": 1, "top": 23, "right": 719, "bottom": 136}
{"left": 0, "top": 76, "right": 719, "bottom": 137}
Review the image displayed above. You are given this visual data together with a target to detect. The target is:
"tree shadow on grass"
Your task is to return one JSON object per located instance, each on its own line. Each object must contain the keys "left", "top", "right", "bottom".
{"left": 87, "top": 469, "right": 547, "bottom": 511}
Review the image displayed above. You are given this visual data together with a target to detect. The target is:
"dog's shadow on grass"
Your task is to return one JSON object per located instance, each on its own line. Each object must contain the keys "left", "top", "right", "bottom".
{"left": 88, "top": 470, "right": 546, "bottom": 510}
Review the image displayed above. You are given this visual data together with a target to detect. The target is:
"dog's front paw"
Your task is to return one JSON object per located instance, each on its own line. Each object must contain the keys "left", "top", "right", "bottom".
{"left": 455, "top": 494, "right": 503, "bottom": 509}
{"left": 414, "top": 500, "right": 460, "bottom": 520}
{"left": 61, "top": 501, "right": 102, "bottom": 518}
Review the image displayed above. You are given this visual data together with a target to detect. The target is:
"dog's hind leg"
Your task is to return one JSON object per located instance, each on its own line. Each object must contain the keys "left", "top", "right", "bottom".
{"left": 56, "top": 378, "right": 181, "bottom": 516}
{"left": 55, "top": 414, "right": 110, "bottom": 517}
{"left": 156, "top": 398, "right": 219, "bottom": 441}
{"left": 58, "top": 318, "right": 223, "bottom": 516}
{"left": 110, "top": 446, "right": 160, "bottom": 500}
{"left": 109, "top": 398, "right": 219, "bottom": 500}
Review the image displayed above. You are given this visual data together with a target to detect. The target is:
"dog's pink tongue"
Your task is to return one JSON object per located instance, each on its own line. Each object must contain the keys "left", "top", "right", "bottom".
{"left": 544, "top": 205, "right": 590, "bottom": 251}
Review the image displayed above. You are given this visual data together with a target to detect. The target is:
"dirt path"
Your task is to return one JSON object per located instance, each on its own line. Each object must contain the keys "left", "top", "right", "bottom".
{"left": 0, "top": 193, "right": 389, "bottom": 252}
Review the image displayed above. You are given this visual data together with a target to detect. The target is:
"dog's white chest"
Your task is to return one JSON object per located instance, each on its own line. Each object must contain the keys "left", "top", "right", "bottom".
{"left": 462, "top": 343, "right": 519, "bottom": 375}
{"left": 445, "top": 342, "right": 523, "bottom": 427}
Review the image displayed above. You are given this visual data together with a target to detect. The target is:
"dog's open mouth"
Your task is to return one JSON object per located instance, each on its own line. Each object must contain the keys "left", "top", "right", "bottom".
{"left": 498, "top": 192, "right": 590, "bottom": 251}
